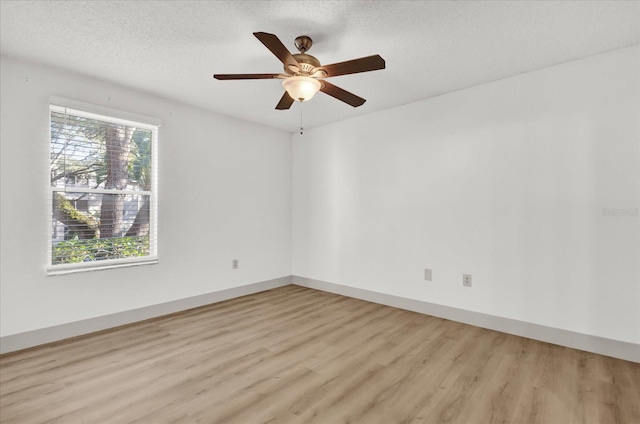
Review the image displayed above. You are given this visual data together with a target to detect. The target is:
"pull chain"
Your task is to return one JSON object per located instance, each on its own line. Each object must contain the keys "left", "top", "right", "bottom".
{"left": 299, "top": 101, "right": 304, "bottom": 135}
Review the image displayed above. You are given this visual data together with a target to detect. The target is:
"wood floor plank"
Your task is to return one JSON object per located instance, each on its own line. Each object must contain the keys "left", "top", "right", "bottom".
{"left": 1, "top": 285, "right": 638, "bottom": 424}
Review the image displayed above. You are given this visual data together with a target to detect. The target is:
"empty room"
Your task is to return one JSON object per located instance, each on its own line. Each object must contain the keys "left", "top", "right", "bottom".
{"left": 0, "top": 1, "right": 638, "bottom": 423}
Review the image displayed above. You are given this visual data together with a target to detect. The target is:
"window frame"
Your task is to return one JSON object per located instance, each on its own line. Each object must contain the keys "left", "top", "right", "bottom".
{"left": 47, "top": 97, "right": 161, "bottom": 276}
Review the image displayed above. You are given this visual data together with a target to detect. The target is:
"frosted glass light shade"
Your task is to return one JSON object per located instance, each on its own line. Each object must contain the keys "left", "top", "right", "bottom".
{"left": 282, "top": 76, "right": 321, "bottom": 102}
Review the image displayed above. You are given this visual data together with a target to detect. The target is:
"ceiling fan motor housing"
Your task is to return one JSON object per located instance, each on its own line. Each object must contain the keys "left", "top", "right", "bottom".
{"left": 286, "top": 36, "right": 324, "bottom": 75}
{"left": 288, "top": 53, "right": 321, "bottom": 74}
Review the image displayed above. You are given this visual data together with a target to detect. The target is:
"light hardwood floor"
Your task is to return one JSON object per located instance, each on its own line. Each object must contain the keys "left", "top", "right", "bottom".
{"left": 1, "top": 285, "right": 638, "bottom": 424}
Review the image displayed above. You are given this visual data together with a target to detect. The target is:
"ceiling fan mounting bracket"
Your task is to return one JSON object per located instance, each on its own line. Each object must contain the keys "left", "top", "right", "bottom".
{"left": 294, "top": 35, "right": 313, "bottom": 53}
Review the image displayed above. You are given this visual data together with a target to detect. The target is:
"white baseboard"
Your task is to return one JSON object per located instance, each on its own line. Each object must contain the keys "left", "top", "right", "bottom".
{"left": 292, "top": 276, "right": 640, "bottom": 363}
{"left": 0, "top": 276, "right": 291, "bottom": 354}
{"left": 3, "top": 275, "right": 638, "bottom": 363}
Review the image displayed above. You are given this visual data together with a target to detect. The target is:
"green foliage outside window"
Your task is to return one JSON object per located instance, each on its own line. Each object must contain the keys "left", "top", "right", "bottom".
{"left": 52, "top": 236, "right": 149, "bottom": 264}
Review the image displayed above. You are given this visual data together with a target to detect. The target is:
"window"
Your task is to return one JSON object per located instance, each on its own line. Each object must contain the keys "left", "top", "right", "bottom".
{"left": 48, "top": 98, "right": 159, "bottom": 275}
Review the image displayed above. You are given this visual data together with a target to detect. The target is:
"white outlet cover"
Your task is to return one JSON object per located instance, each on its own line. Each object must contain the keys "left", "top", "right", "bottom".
{"left": 424, "top": 268, "right": 432, "bottom": 281}
{"left": 463, "top": 274, "right": 472, "bottom": 287}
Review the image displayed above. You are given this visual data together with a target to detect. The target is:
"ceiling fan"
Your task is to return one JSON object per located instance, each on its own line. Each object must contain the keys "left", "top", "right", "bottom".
{"left": 214, "top": 32, "right": 385, "bottom": 110}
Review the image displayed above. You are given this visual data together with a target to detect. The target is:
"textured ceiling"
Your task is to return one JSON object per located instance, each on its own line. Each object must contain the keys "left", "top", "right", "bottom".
{"left": 1, "top": 1, "right": 638, "bottom": 133}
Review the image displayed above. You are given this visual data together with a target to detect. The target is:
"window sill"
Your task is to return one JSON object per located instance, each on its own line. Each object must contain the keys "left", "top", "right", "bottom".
{"left": 47, "top": 256, "right": 159, "bottom": 276}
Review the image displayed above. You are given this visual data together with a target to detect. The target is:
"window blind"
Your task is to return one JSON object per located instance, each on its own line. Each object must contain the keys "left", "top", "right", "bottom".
{"left": 48, "top": 102, "right": 159, "bottom": 275}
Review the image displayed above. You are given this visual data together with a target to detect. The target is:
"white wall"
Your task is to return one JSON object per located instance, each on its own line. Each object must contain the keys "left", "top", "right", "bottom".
{"left": 0, "top": 55, "right": 292, "bottom": 338}
{"left": 2, "top": 45, "right": 638, "bottom": 353}
{"left": 292, "top": 46, "right": 640, "bottom": 345}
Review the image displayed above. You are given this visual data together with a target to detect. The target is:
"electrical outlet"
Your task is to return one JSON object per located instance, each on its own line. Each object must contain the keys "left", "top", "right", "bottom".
{"left": 232, "top": 259, "right": 239, "bottom": 269}
{"left": 463, "top": 274, "right": 472, "bottom": 287}
{"left": 424, "top": 268, "right": 432, "bottom": 281}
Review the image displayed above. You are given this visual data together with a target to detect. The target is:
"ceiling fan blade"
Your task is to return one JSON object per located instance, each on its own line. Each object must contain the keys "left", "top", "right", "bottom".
{"left": 253, "top": 32, "right": 300, "bottom": 69}
{"left": 275, "top": 92, "right": 295, "bottom": 110}
{"left": 319, "top": 55, "right": 385, "bottom": 78}
{"left": 320, "top": 81, "right": 366, "bottom": 107}
{"left": 214, "top": 73, "right": 282, "bottom": 80}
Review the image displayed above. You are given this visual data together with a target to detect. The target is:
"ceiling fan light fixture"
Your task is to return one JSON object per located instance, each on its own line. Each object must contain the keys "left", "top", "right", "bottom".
{"left": 282, "top": 76, "right": 321, "bottom": 102}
